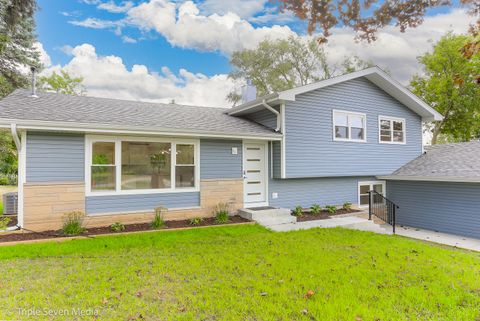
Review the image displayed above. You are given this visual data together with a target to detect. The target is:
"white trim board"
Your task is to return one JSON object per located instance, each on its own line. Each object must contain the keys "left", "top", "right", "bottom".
{"left": 0, "top": 118, "right": 282, "bottom": 141}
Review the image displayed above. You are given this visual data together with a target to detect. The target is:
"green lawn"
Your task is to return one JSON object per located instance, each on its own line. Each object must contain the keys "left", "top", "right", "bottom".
{"left": 1, "top": 225, "right": 479, "bottom": 321}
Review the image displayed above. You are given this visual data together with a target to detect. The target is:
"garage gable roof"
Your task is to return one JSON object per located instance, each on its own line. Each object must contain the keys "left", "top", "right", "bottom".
{"left": 378, "top": 141, "right": 480, "bottom": 183}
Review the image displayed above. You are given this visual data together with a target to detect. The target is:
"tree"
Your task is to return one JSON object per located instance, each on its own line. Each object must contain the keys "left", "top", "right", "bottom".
{"left": 277, "top": 0, "right": 479, "bottom": 44}
{"left": 410, "top": 33, "right": 480, "bottom": 144}
{"left": 0, "top": 0, "right": 39, "bottom": 97}
{"left": 38, "top": 70, "right": 86, "bottom": 96}
{"left": 228, "top": 36, "right": 372, "bottom": 104}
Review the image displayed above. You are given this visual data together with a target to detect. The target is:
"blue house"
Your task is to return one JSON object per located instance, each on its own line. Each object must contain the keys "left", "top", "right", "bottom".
{"left": 5, "top": 66, "right": 471, "bottom": 237}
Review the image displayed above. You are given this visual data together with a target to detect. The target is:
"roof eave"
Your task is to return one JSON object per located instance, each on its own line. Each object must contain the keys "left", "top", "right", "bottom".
{"left": 227, "top": 67, "right": 444, "bottom": 121}
{"left": 227, "top": 93, "right": 281, "bottom": 116}
{"left": 0, "top": 118, "right": 283, "bottom": 141}
{"left": 377, "top": 175, "right": 480, "bottom": 183}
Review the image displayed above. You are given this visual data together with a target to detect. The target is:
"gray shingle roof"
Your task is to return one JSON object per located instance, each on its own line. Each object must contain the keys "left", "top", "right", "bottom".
{"left": 0, "top": 89, "right": 281, "bottom": 138}
{"left": 385, "top": 141, "right": 480, "bottom": 181}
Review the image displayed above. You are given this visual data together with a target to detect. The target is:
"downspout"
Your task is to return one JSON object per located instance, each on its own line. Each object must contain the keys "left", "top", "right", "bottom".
{"left": 10, "top": 123, "right": 23, "bottom": 229}
{"left": 261, "top": 99, "right": 281, "bottom": 132}
{"left": 10, "top": 123, "right": 21, "bottom": 151}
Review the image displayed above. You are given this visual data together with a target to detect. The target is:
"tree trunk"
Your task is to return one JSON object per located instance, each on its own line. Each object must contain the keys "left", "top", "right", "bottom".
{"left": 431, "top": 122, "right": 443, "bottom": 145}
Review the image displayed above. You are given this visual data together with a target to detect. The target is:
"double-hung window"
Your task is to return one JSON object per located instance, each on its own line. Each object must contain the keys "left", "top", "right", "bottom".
{"left": 333, "top": 110, "right": 366, "bottom": 142}
{"left": 379, "top": 116, "right": 405, "bottom": 144}
{"left": 87, "top": 136, "right": 199, "bottom": 195}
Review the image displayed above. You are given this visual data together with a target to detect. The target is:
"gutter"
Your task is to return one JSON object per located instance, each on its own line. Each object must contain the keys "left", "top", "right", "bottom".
{"left": 376, "top": 175, "right": 480, "bottom": 183}
{"left": 261, "top": 99, "right": 281, "bottom": 132}
{"left": 0, "top": 119, "right": 283, "bottom": 141}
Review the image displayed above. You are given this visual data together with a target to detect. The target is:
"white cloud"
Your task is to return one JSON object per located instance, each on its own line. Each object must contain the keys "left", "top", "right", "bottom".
{"left": 98, "top": 1, "right": 134, "bottom": 13}
{"left": 200, "top": 0, "right": 267, "bottom": 19}
{"left": 41, "top": 43, "right": 235, "bottom": 107}
{"left": 122, "top": 35, "right": 137, "bottom": 43}
{"left": 323, "top": 9, "right": 475, "bottom": 84}
{"left": 69, "top": 17, "right": 124, "bottom": 29}
{"left": 72, "top": 0, "right": 295, "bottom": 54}
{"left": 126, "top": 0, "right": 294, "bottom": 54}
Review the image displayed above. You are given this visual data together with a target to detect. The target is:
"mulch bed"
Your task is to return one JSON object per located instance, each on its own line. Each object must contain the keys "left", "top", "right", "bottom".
{"left": 295, "top": 209, "right": 361, "bottom": 222}
{"left": 0, "top": 215, "right": 250, "bottom": 243}
{"left": 5, "top": 215, "right": 18, "bottom": 227}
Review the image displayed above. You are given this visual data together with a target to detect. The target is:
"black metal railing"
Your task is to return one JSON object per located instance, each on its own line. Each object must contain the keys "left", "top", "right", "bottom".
{"left": 368, "top": 190, "right": 399, "bottom": 234}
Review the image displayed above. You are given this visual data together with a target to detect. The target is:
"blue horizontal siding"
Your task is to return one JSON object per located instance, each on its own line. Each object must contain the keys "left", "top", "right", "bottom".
{"left": 269, "top": 176, "right": 376, "bottom": 209}
{"left": 284, "top": 78, "right": 423, "bottom": 178}
{"left": 200, "top": 139, "right": 242, "bottom": 179}
{"left": 86, "top": 192, "right": 200, "bottom": 215}
{"left": 388, "top": 180, "right": 480, "bottom": 238}
{"left": 26, "top": 131, "right": 85, "bottom": 182}
{"left": 244, "top": 108, "right": 278, "bottom": 130}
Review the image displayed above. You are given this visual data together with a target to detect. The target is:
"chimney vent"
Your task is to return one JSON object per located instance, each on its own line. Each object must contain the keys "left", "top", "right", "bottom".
{"left": 241, "top": 79, "right": 256, "bottom": 104}
{"left": 30, "top": 66, "right": 37, "bottom": 98}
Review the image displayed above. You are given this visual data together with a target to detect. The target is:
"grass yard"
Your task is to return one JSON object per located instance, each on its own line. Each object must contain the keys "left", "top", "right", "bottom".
{"left": 0, "top": 225, "right": 479, "bottom": 321}
{"left": 0, "top": 185, "right": 16, "bottom": 214}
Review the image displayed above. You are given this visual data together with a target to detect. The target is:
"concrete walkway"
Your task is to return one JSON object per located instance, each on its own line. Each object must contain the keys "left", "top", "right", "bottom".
{"left": 266, "top": 215, "right": 480, "bottom": 252}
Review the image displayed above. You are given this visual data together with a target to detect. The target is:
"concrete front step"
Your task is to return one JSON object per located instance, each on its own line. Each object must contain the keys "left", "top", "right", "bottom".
{"left": 255, "top": 215, "right": 297, "bottom": 226}
{"left": 238, "top": 207, "right": 296, "bottom": 226}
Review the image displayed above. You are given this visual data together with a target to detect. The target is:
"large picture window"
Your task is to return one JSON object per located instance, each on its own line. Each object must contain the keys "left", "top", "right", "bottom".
{"left": 333, "top": 110, "right": 366, "bottom": 142}
{"left": 121, "top": 141, "right": 172, "bottom": 190}
{"left": 379, "top": 116, "right": 405, "bottom": 144}
{"left": 87, "top": 137, "right": 199, "bottom": 195}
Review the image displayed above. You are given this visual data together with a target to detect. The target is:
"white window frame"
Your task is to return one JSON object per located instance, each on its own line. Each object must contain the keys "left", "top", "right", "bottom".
{"left": 358, "top": 180, "right": 386, "bottom": 208}
{"left": 378, "top": 115, "right": 406, "bottom": 144}
{"left": 332, "top": 109, "right": 367, "bottom": 143}
{"left": 85, "top": 135, "right": 200, "bottom": 196}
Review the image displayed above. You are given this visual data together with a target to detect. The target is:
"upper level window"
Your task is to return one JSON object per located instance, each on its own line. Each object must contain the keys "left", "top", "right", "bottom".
{"left": 87, "top": 136, "right": 199, "bottom": 195}
{"left": 379, "top": 116, "right": 405, "bottom": 144}
{"left": 333, "top": 110, "right": 366, "bottom": 142}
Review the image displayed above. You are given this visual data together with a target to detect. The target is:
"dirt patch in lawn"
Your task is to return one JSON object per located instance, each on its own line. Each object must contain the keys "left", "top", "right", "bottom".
{"left": 295, "top": 209, "right": 361, "bottom": 222}
{"left": 0, "top": 215, "right": 250, "bottom": 243}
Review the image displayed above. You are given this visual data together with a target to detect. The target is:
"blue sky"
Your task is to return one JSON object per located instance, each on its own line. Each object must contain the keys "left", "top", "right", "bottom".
{"left": 37, "top": 0, "right": 233, "bottom": 76}
{"left": 34, "top": 0, "right": 474, "bottom": 107}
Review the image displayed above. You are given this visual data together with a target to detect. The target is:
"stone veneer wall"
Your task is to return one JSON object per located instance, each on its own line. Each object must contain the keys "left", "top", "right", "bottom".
{"left": 22, "top": 178, "right": 243, "bottom": 231}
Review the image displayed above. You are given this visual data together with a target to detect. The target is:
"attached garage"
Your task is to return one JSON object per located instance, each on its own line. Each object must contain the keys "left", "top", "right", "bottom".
{"left": 378, "top": 142, "right": 480, "bottom": 239}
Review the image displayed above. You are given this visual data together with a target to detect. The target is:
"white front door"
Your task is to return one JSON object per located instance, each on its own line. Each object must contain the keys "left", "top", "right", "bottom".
{"left": 243, "top": 142, "right": 268, "bottom": 206}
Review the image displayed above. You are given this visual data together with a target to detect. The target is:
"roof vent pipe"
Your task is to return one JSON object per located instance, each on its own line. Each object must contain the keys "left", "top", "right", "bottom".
{"left": 30, "top": 66, "right": 37, "bottom": 98}
{"left": 241, "top": 79, "right": 257, "bottom": 104}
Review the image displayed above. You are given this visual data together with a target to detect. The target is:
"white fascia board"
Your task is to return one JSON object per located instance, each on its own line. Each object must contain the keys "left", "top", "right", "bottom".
{"left": 377, "top": 175, "right": 480, "bottom": 183}
{"left": 0, "top": 119, "right": 282, "bottom": 141}
{"left": 278, "top": 67, "right": 443, "bottom": 122}
{"left": 227, "top": 93, "right": 281, "bottom": 116}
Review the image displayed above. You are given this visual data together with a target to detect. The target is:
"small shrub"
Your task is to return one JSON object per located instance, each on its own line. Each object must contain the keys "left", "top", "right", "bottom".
{"left": 110, "top": 222, "right": 125, "bottom": 232}
{"left": 0, "top": 214, "right": 11, "bottom": 230}
{"left": 342, "top": 202, "right": 352, "bottom": 211}
{"left": 151, "top": 206, "right": 166, "bottom": 229}
{"left": 189, "top": 217, "right": 203, "bottom": 226}
{"left": 310, "top": 204, "right": 322, "bottom": 215}
{"left": 325, "top": 205, "right": 337, "bottom": 215}
{"left": 214, "top": 202, "right": 230, "bottom": 224}
{"left": 61, "top": 211, "right": 86, "bottom": 236}
{"left": 292, "top": 205, "right": 303, "bottom": 217}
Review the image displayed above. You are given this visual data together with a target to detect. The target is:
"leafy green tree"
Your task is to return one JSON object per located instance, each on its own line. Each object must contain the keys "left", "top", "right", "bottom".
{"left": 38, "top": 70, "right": 86, "bottom": 96}
{"left": 228, "top": 36, "right": 372, "bottom": 104}
{"left": 410, "top": 33, "right": 480, "bottom": 144}
{"left": 0, "top": 129, "right": 17, "bottom": 183}
{"left": 0, "top": 0, "right": 39, "bottom": 97}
